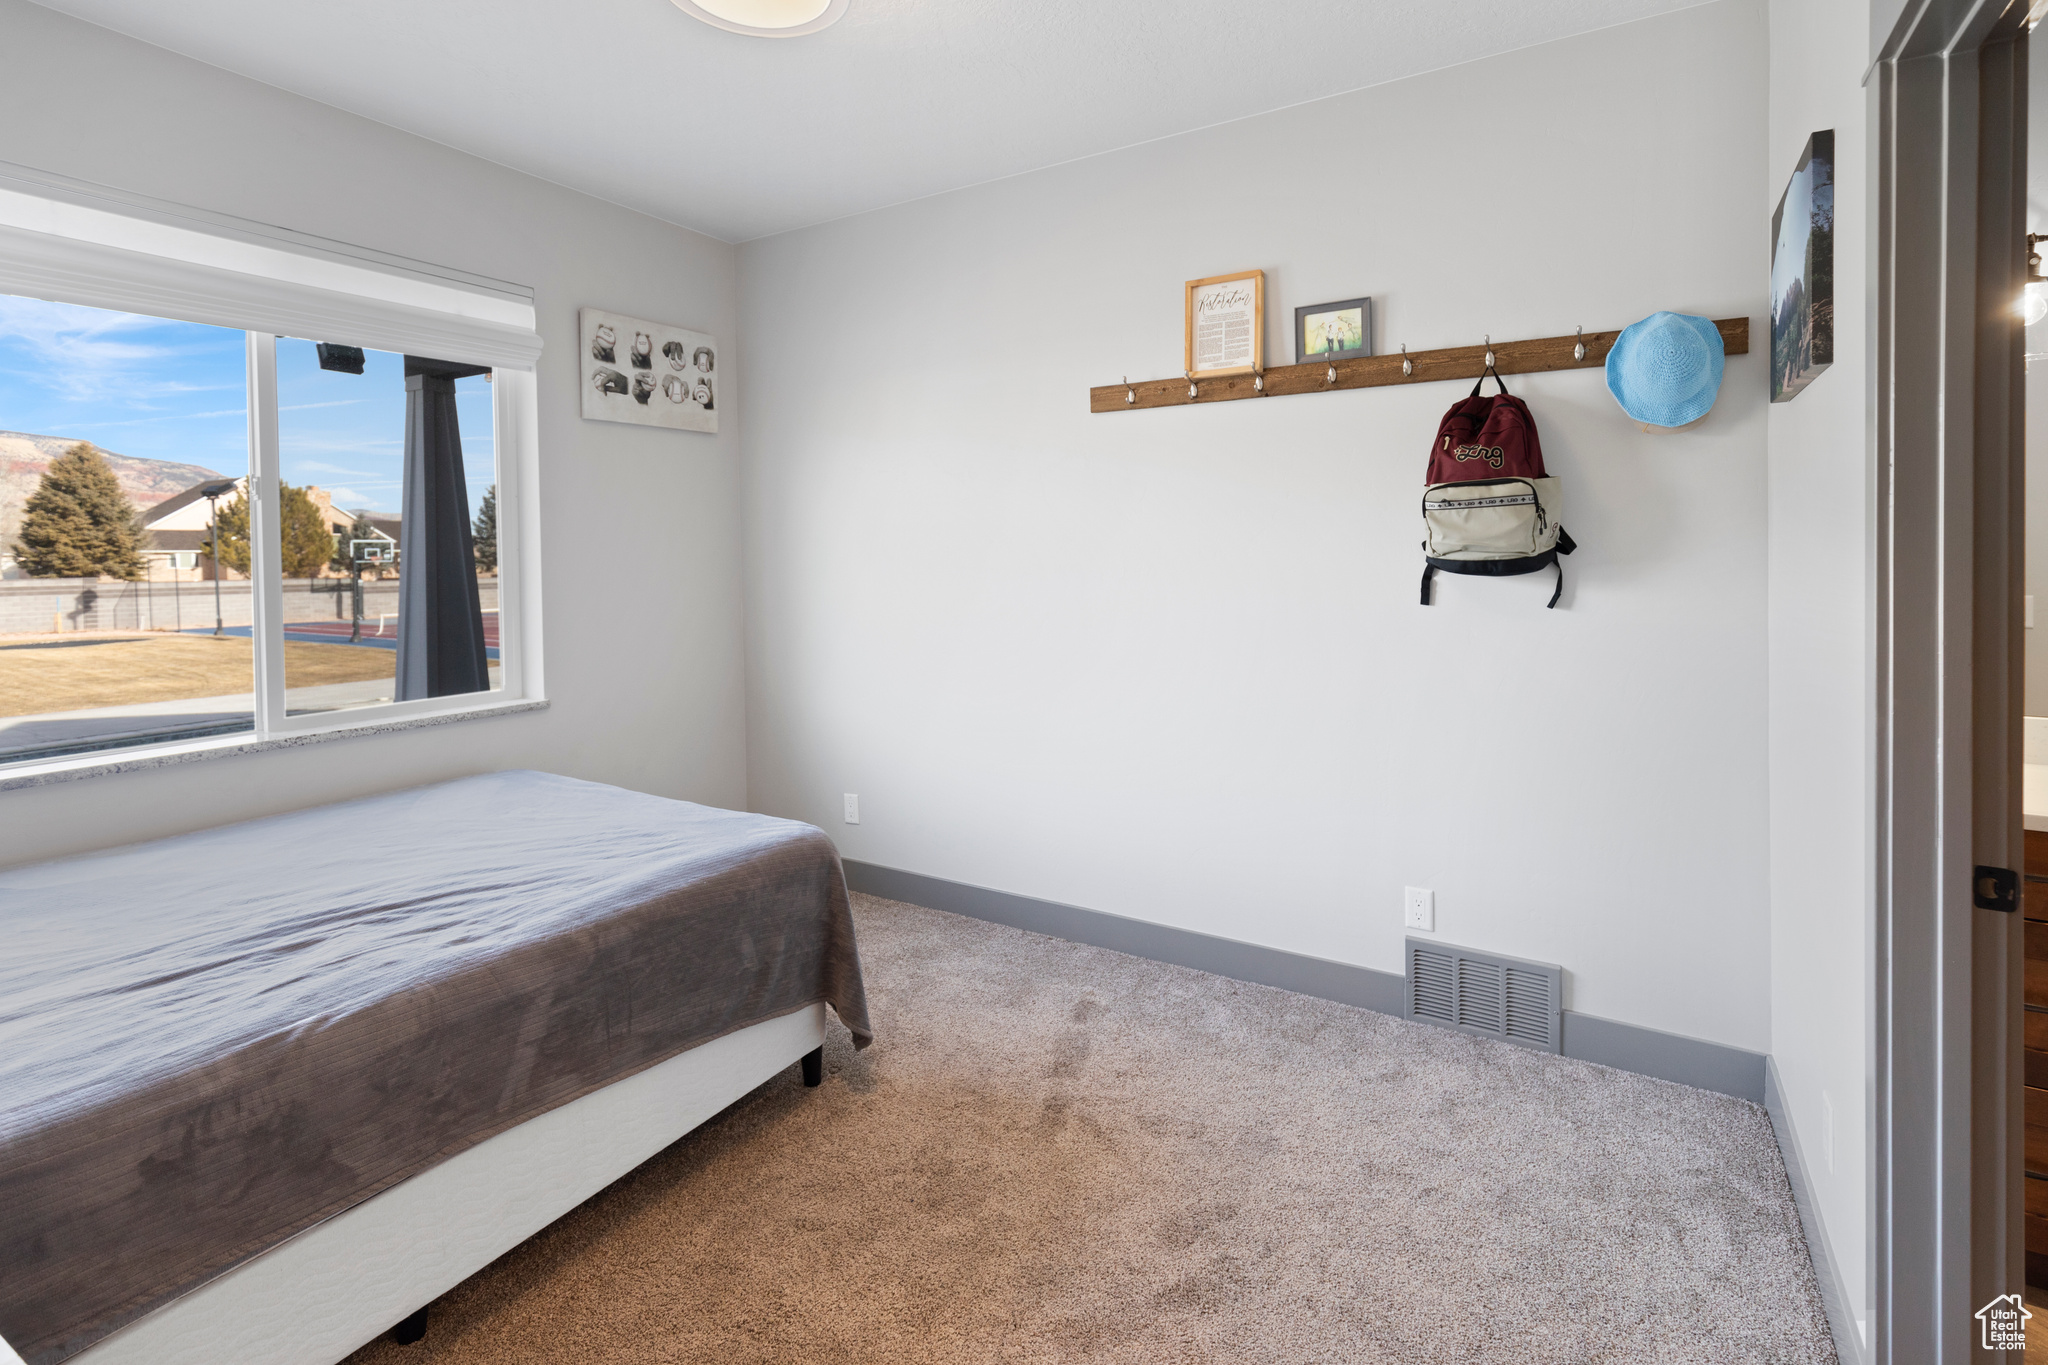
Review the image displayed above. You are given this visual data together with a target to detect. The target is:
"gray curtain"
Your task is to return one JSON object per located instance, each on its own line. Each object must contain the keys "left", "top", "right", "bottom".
{"left": 394, "top": 357, "right": 489, "bottom": 700}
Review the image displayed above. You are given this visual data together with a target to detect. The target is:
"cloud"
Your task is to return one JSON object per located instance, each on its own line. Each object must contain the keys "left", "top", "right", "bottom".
{"left": 292, "top": 459, "right": 385, "bottom": 478}
{"left": 322, "top": 477, "right": 401, "bottom": 495}
{"left": 279, "top": 436, "right": 402, "bottom": 459}
{"left": 88, "top": 406, "right": 249, "bottom": 428}
{"left": 0, "top": 295, "right": 240, "bottom": 406}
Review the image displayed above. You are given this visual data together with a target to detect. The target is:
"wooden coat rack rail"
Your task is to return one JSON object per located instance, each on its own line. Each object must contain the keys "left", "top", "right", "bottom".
{"left": 1089, "top": 317, "right": 1750, "bottom": 413}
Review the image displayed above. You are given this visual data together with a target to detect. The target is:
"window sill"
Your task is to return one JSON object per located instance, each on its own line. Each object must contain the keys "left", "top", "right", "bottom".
{"left": 0, "top": 696, "right": 548, "bottom": 793}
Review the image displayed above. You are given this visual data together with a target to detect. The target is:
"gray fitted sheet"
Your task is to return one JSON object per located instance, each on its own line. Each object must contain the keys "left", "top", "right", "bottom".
{"left": 0, "top": 770, "right": 870, "bottom": 1365}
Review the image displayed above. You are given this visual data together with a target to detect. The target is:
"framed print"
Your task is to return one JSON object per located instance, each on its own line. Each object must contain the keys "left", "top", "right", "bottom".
{"left": 1769, "top": 129, "right": 1833, "bottom": 402}
{"left": 1294, "top": 297, "right": 1372, "bottom": 365}
{"left": 579, "top": 307, "right": 718, "bottom": 432}
{"left": 1185, "top": 270, "right": 1265, "bottom": 378}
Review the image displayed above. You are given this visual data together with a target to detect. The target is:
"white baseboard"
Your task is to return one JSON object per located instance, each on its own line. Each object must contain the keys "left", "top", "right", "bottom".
{"left": 1764, "top": 1056, "right": 1864, "bottom": 1365}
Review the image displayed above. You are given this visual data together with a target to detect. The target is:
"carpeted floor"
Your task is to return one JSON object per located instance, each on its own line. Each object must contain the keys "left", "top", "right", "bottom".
{"left": 344, "top": 893, "right": 1836, "bottom": 1365}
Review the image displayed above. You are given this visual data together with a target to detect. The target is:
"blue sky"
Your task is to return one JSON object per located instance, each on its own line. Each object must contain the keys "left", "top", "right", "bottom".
{"left": 0, "top": 293, "right": 495, "bottom": 518}
{"left": 276, "top": 337, "right": 494, "bottom": 518}
{"left": 0, "top": 293, "right": 250, "bottom": 474}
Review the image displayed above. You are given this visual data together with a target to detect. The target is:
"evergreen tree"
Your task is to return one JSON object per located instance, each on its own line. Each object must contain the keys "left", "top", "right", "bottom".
{"left": 473, "top": 484, "right": 498, "bottom": 574}
{"left": 13, "top": 442, "right": 146, "bottom": 579}
{"left": 279, "top": 484, "right": 334, "bottom": 579}
{"left": 201, "top": 486, "right": 335, "bottom": 577}
{"left": 203, "top": 491, "right": 251, "bottom": 577}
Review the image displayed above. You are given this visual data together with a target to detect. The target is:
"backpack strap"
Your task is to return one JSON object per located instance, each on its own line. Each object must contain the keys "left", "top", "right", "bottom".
{"left": 1468, "top": 364, "right": 1509, "bottom": 398}
{"left": 1423, "top": 553, "right": 1563, "bottom": 606}
{"left": 1546, "top": 525, "right": 1574, "bottom": 608}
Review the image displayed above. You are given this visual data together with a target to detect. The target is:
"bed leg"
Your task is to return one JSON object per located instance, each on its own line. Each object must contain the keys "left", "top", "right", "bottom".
{"left": 391, "top": 1306, "right": 428, "bottom": 1345}
{"left": 801, "top": 1045, "right": 823, "bottom": 1087}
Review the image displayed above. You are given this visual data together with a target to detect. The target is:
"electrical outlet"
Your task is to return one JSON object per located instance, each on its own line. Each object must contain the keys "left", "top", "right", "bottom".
{"left": 1821, "top": 1091, "right": 1834, "bottom": 1174}
{"left": 842, "top": 793, "right": 860, "bottom": 825}
{"left": 1403, "top": 886, "right": 1435, "bottom": 932}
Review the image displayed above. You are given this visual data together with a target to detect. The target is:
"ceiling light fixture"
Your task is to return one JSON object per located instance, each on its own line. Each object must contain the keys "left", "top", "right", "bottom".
{"left": 671, "top": 0, "right": 848, "bottom": 37}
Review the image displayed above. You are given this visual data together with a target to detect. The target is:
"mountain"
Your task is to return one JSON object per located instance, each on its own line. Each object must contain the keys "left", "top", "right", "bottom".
{"left": 0, "top": 431, "right": 228, "bottom": 551}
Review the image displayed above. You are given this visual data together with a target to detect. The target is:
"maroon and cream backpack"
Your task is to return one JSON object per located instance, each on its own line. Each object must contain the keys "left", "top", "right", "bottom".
{"left": 1420, "top": 368, "right": 1576, "bottom": 608}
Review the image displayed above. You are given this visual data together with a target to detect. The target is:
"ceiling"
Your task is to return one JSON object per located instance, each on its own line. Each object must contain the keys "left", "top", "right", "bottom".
{"left": 32, "top": 0, "right": 1701, "bottom": 243}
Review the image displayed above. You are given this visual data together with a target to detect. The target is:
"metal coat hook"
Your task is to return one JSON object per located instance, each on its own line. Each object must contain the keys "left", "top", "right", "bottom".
{"left": 1401, "top": 343, "right": 1412, "bottom": 377}
{"left": 1325, "top": 355, "right": 1337, "bottom": 385}
{"left": 1484, "top": 334, "right": 1495, "bottom": 369}
{"left": 1185, "top": 370, "right": 1197, "bottom": 399}
{"left": 1123, "top": 376, "right": 1135, "bottom": 405}
{"left": 1573, "top": 327, "right": 1586, "bottom": 362}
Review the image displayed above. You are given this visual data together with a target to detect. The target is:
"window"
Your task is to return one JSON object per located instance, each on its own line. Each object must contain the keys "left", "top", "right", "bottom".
{"left": 274, "top": 338, "right": 500, "bottom": 718}
{"left": 0, "top": 294, "right": 255, "bottom": 762}
{"left": 0, "top": 177, "right": 542, "bottom": 774}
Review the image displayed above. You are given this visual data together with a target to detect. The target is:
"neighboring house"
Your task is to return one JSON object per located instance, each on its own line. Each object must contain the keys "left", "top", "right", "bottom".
{"left": 138, "top": 479, "right": 399, "bottom": 581}
{"left": 139, "top": 476, "right": 247, "bottom": 582}
{"left": 302, "top": 485, "right": 350, "bottom": 551}
{"left": 138, "top": 528, "right": 209, "bottom": 581}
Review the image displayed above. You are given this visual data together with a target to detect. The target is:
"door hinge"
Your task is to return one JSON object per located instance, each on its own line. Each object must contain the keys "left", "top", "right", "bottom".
{"left": 1974, "top": 865, "right": 2020, "bottom": 913}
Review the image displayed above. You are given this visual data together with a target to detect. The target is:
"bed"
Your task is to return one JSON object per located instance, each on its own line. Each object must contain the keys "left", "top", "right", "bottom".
{"left": 0, "top": 771, "right": 871, "bottom": 1365}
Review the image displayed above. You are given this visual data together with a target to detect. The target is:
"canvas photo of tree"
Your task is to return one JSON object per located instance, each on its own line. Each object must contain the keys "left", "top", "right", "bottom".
{"left": 1771, "top": 129, "right": 1833, "bottom": 403}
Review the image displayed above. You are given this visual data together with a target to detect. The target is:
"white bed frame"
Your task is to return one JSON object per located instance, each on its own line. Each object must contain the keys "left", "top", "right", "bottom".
{"left": 0, "top": 1005, "right": 826, "bottom": 1365}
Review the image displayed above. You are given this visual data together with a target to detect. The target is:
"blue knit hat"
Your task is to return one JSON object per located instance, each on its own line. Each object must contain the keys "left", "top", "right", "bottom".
{"left": 1605, "top": 312, "right": 1725, "bottom": 427}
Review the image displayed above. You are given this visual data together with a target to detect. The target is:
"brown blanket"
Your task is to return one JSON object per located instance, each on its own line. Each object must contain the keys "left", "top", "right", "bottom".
{"left": 0, "top": 771, "right": 869, "bottom": 1364}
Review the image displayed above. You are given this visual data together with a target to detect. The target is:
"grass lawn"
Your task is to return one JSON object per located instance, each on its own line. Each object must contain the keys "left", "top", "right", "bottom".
{"left": 0, "top": 633, "right": 395, "bottom": 717}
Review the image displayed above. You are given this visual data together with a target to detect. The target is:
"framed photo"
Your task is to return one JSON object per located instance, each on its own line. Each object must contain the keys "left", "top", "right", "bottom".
{"left": 1185, "top": 270, "right": 1265, "bottom": 378}
{"left": 579, "top": 307, "right": 718, "bottom": 433}
{"left": 1294, "top": 297, "right": 1372, "bottom": 365}
{"left": 1770, "top": 129, "right": 1833, "bottom": 403}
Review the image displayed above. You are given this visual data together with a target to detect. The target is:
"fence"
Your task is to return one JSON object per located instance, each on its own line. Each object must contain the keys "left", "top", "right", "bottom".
{"left": 0, "top": 577, "right": 497, "bottom": 636}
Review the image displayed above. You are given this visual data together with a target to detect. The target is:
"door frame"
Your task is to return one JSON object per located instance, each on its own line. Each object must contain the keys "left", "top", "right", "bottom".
{"left": 1870, "top": 1, "right": 2028, "bottom": 1358}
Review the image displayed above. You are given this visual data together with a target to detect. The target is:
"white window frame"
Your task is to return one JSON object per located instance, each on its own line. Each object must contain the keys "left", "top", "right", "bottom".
{"left": 246, "top": 333, "right": 539, "bottom": 738}
{"left": 0, "top": 163, "right": 546, "bottom": 784}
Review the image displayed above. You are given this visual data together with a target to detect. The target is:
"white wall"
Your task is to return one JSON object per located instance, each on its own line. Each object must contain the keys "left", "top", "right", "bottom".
{"left": 740, "top": 2, "right": 1774, "bottom": 1052}
{"left": 1765, "top": 0, "right": 1871, "bottom": 1346}
{"left": 0, "top": 0, "right": 747, "bottom": 866}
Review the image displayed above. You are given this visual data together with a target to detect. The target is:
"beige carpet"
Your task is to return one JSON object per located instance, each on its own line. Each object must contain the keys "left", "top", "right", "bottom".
{"left": 344, "top": 893, "right": 1836, "bottom": 1365}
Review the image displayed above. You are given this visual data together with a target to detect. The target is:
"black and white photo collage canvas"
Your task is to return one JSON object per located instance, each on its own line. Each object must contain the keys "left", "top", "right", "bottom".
{"left": 579, "top": 307, "right": 717, "bottom": 433}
